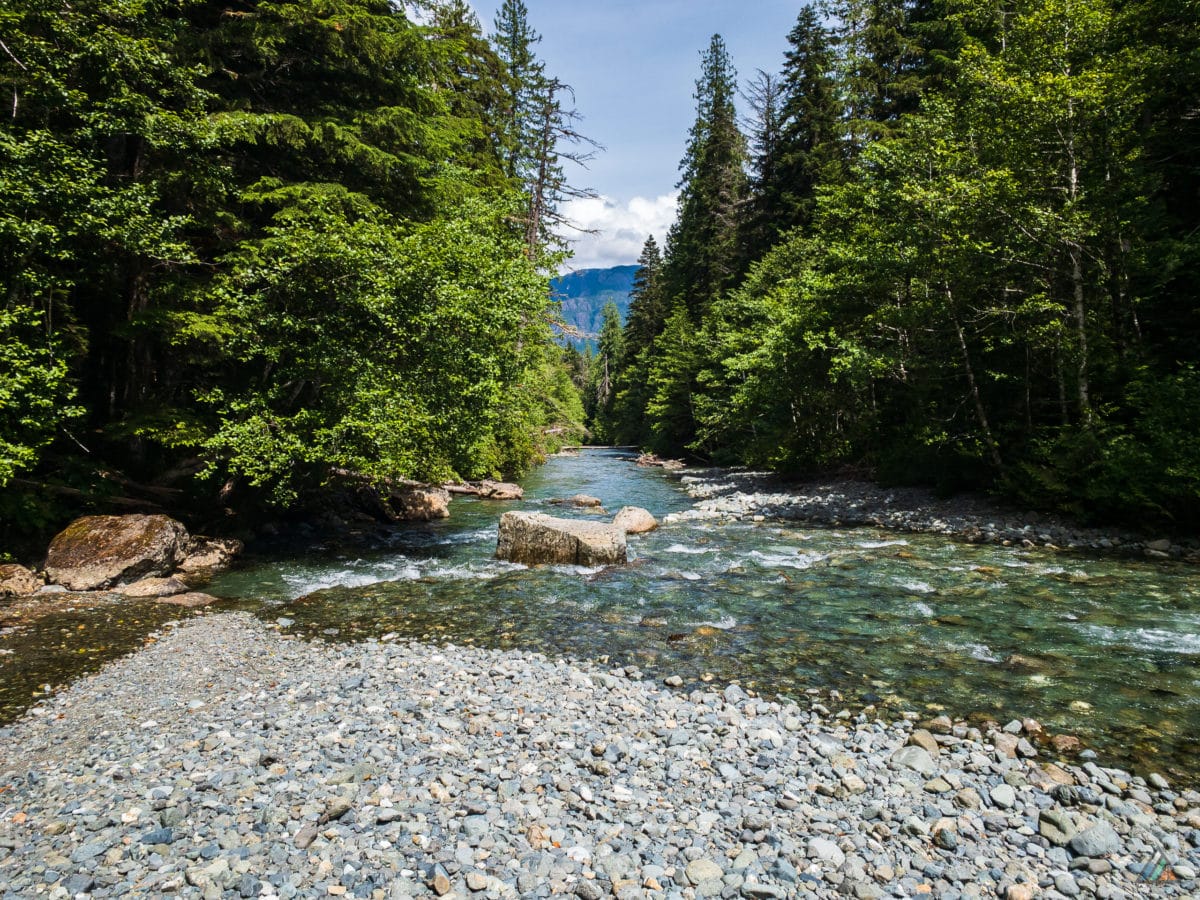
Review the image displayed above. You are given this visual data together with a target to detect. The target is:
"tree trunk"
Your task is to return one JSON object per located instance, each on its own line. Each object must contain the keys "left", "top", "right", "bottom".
{"left": 947, "top": 286, "right": 1002, "bottom": 470}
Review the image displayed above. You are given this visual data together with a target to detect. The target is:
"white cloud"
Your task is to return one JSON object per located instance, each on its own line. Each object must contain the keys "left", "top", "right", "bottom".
{"left": 558, "top": 192, "right": 679, "bottom": 271}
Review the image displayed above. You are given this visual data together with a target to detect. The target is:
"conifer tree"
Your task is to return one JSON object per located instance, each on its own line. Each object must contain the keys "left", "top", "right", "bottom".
{"left": 611, "top": 236, "right": 666, "bottom": 445}
{"left": 825, "top": 0, "right": 926, "bottom": 148}
{"left": 490, "top": 0, "right": 544, "bottom": 184}
{"left": 587, "top": 302, "right": 625, "bottom": 440}
{"left": 737, "top": 70, "right": 787, "bottom": 263}
{"left": 489, "top": 2, "right": 599, "bottom": 262}
{"left": 427, "top": 0, "right": 511, "bottom": 186}
{"left": 623, "top": 236, "right": 667, "bottom": 353}
{"left": 661, "top": 34, "right": 748, "bottom": 319}
{"left": 523, "top": 78, "right": 601, "bottom": 262}
{"left": 774, "top": 8, "right": 844, "bottom": 234}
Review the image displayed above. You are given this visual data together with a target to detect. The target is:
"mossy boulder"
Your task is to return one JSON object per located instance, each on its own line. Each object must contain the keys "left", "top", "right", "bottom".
{"left": 45, "top": 515, "right": 189, "bottom": 591}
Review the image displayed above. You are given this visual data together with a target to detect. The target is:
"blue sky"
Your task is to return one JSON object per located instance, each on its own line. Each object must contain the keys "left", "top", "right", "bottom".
{"left": 468, "top": 1, "right": 808, "bottom": 270}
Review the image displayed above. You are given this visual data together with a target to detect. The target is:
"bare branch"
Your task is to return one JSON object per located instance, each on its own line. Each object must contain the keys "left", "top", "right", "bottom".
{"left": 0, "top": 38, "right": 28, "bottom": 70}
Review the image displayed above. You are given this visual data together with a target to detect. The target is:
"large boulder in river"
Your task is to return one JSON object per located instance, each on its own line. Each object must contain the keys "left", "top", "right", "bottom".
{"left": 0, "top": 564, "right": 43, "bottom": 597}
{"left": 389, "top": 485, "right": 450, "bottom": 521}
{"left": 569, "top": 494, "right": 604, "bottom": 509}
{"left": 45, "top": 514, "right": 189, "bottom": 591}
{"left": 613, "top": 506, "right": 659, "bottom": 534}
{"left": 479, "top": 480, "right": 523, "bottom": 501}
{"left": 496, "top": 512, "right": 626, "bottom": 566}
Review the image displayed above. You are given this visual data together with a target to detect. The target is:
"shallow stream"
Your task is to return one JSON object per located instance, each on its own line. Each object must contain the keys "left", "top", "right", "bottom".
{"left": 5, "top": 450, "right": 1199, "bottom": 781}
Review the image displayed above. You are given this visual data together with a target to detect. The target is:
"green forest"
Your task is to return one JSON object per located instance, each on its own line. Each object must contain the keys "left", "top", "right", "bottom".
{"left": 0, "top": 0, "right": 590, "bottom": 547}
{"left": 586, "top": 0, "right": 1200, "bottom": 530}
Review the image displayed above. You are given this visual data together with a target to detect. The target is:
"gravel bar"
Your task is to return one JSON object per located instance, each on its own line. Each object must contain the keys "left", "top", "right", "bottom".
{"left": 675, "top": 473, "right": 1200, "bottom": 562}
{"left": 1, "top": 612, "right": 1197, "bottom": 899}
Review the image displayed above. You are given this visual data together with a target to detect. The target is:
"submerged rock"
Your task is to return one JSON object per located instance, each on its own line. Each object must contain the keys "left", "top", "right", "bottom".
{"left": 0, "top": 564, "right": 43, "bottom": 597}
{"left": 45, "top": 515, "right": 189, "bottom": 591}
{"left": 117, "top": 576, "right": 191, "bottom": 598}
{"left": 157, "top": 591, "right": 221, "bottom": 608}
{"left": 613, "top": 506, "right": 659, "bottom": 534}
{"left": 496, "top": 512, "right": 626, "bottom": 566}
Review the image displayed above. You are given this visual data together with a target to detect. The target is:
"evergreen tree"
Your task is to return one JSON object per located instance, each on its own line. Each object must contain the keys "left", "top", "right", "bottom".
{"left": 427, "top": 0, "right": 511, "bottom": 189}
{"left": 774, "top": 7, "right": 844, "bottom": 234}
{"left": 737, "top": 70, "right": 787, "bottom": 263}
{"left": 645, "top": 303, "right": 700, "bottom": 455}
{"left": 522, "top": 78, "right": 601, "bottom": 263}
{"left": 623, "top": 236, "right": 667, "bottom": 353}
{"left": 587, "top": 302, "right": 625, "bottom": 440}
{"left": 489, "top": 2, "right": 599, "bottom": 263}
{"left": 825, "top": 0, "right": 926, "bottom": 148}
{"left": 661, "top": 34, "right": 748, "bottom": 319}
{"left": 611, "top": 236, "right": 666, "bottom": 446}
{"left": 490, "top": 0, "right": 544, "bottom": 184}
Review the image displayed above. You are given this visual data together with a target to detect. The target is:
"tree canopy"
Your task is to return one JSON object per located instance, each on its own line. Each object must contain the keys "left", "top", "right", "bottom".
{"left": 598, "top": 0, "right": 1200, "bottom": 530}
{"left": 0, "top": 0, "right": 589, "bottom": 547}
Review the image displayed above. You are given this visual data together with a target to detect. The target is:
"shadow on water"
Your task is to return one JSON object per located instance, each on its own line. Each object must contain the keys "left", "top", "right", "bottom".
{"left": 3, "top": 450, "right": 1199, "bottom": 784}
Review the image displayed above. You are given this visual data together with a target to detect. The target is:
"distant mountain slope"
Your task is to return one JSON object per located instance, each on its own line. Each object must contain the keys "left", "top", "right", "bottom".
{"left": 551, "top": 265, "right": 639, "bottom": 348}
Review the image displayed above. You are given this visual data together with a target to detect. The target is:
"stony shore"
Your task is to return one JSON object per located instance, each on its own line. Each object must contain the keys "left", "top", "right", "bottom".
{"left": 1, "top": 613, "right": 1196, "bottom": 899}
{"left": 672, "top": 472, "right": 1199, "bottom": 563}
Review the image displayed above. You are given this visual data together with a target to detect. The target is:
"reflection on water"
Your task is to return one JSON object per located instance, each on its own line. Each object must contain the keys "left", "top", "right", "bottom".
{"left": 4, "top": 450, "right": 1199, "bottom": 783}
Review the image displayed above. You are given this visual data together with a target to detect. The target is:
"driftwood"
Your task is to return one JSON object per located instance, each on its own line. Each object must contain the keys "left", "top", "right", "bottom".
{"left": 8, "top": 479, "right": 161, "bottom": 511}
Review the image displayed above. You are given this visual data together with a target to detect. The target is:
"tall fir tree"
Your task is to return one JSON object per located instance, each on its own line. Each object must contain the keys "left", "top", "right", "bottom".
{"left": 426, "top": 0, "right": 511, "bottom": 190}
{"left": 737, "top": 70, "right": 787, "bottom": 265}
{"left": 661, "top": 34, "right": 748, "bottom": 319}
{"left": 611, "top": 236, "right": 666, "bottom": 445}
{"left": 490, "top": 0, "right": 544, "bottom": 184}
{"left": 825, "top": 0, "right": 926, "bottom": 149}
{"left": 774, "top": 7, "right": 844, "bottom": 235}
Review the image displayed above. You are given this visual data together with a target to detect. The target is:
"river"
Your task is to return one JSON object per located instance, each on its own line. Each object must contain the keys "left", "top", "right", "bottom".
{"left": 3, "top": 449, "right": 1198, "bottom": 782}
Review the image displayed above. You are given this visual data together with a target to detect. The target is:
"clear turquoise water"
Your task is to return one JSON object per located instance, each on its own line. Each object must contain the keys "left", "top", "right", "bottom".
{"left": 206, "top": 450, "right": 1200, "bottom": 782}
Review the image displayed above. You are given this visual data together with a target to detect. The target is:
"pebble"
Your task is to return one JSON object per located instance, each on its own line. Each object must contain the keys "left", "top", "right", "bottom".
{"left": 1069, "top": 821, "right": 1122, "bottom": 858}
{"left": 0, "top": 613, "right": 1196, "bottom": 900}
{"left": 680, "top": 472, "right": 1195, "bottom": 560}
{"left": 990, "top": 784, "right": 1017, "bottom": 810}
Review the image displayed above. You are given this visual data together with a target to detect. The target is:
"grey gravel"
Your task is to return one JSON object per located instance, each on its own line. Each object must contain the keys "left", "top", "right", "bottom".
{"left": 1, "top": 612, "right": 1195, "bottom": 898}
{"left": 673, "top": 472, "right": 1200, "bottom": 562}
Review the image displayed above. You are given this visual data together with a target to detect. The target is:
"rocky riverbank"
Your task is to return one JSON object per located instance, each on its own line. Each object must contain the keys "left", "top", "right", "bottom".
{"left": 671, "top": 471, "right": 1200, "bottom": 563}
{"left": 1, "top": 613, "right": 1196, "bottom": 899}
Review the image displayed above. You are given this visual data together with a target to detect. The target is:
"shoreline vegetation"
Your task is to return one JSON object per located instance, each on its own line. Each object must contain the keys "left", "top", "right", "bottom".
{"left": 578, "top": 1, "right": 1200, "bottom": 538}
{"left": 3, "top": 451, "right": 1194, "bottom": 619}
{"left": 0, "top": 612, "right": 1196, "bottom": 897}
{"left": 0, "top": 0, "right": 594, "bottom": 558}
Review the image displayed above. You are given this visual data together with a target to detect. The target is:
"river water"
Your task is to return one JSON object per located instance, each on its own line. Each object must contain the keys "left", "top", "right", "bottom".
{"left": 4, "top": 450, "right": 1199, "bottom": 781}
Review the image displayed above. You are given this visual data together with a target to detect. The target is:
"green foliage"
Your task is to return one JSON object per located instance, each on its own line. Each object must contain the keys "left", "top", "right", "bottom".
{"left": 0, "top": 0, "right": 590, "bottom": 537}
{"left": 610, "top": 0, "right": 1200, "bottom": 528}
{"left": 0, "top": 307, "right": 81, "bottom": 484}
{"left": 583, "top": 302, "right": 625, "bottom": 441}
{"left": 661, "top": 35, "right": 748, "bottom": 319}
{"left": 199, "top": 195, "right": 556, "bottom": 502}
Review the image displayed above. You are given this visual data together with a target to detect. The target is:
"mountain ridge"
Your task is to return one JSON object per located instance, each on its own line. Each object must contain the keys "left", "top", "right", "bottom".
{"left": 552, "top": 264, "right": 639, "bottom": 347}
